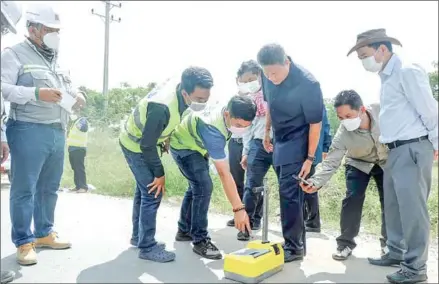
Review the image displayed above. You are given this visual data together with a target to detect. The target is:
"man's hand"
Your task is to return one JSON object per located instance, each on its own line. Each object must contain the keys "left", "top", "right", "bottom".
{"left": 38, "top": 88, "right": 62, "bottom": 103}
{"left": 163, "top": 138, "right": 170, "bottom": 154}
{"left": 1, "top": 142, "right": 9, "bottom": 164}
{"left": 147, "top": 175, "right": 166, "bottom": 198}
{"left": 234, "top": 209, "right": 252, "bottom": 234}
{"left": 300, "top": 180, "right": 319, "bottom": 194}
{"left": 322, "top": 152, "right": 328, "bottom": 160}
{"left": 263, "top": 133, "right": 273, "bottom": 153}
{"left": 434, "top": 150, "right": 438, "bottom": 161}
{"left": 240, "top": 155, "right": 248, "bottom": 170}
{"left": 298, "top": 160, "right": 312, "bottom": 179}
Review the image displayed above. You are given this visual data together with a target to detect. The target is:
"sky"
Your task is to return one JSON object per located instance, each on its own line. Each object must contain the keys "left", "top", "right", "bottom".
{"left": 1, "top": 1, "right": 438, "bottom": 105}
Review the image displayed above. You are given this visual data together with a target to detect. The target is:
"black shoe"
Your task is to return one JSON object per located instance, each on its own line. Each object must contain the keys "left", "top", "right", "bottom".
{"left": 175, "top": 230, "right": 193, "bottom": 242}
{"left": 305, "top": 226, "right": 321, "bottom": 233}
{"left": 226, "top": 219, "right": 234, "bottom": 227}
{"left": 386, "top": 269, "right": 428, "bottom": 284}
{"left": 237, "top": 231, "right": 250, "bottom": 241}
{"left": 368, "top": 253, "right": 402, "bottom": 267}
{"left": 251, "top": 222, "right": 261, "bottom": 231}
{"left": 283, "top": 249, "right": 304, "bottom": 263}
{"left": 193, "top": 240, "right": 222, "bottom": 260}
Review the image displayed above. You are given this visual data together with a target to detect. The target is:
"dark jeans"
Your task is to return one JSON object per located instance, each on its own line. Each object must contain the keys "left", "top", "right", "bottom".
{"left": 68, "top": 147, "right": 88, "bottom": 190}
{"left": 121, "top": 145, "right": 162, "bottom": 251}
{"left": 244, "top": 139, "right": 271, "bottom": 227}
{"left": 228, "top": 138, "right": 245, "bottom": 200}
{"left": 171, "top": 150, "right": 213, "bottom": 244}
{"left": 336, "top": 164, "right": 387, "bottom": 250}
{"left": 6, "top": 120, "right": 65, "bottom": 247}
{"left": 274, "top": 162, "right": 315, "bottom": 255}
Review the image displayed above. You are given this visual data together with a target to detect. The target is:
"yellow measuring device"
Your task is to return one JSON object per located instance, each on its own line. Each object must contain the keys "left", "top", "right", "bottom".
{"left": 224, "top": 178, "right": 284, "bottom": 283}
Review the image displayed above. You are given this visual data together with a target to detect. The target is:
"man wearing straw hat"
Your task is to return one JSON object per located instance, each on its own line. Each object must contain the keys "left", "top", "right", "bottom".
{"left": 347, "top": 28, "right": 438, "bottom": 284}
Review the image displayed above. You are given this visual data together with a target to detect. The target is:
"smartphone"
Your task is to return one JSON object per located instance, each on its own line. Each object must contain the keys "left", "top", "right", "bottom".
{"left": 292, "top": 174, "right": 311, "bottom": 186}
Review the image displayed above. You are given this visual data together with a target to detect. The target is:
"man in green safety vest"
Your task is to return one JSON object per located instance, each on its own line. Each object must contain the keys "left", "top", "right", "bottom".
{"left": 119, "top": 67, "right": 214, "bottom": 263}
{"left": 170, "top": 95, "right": 256, "bottom": 260}
{"left": 66, "top": 97, "right": 89, "bottom": 194}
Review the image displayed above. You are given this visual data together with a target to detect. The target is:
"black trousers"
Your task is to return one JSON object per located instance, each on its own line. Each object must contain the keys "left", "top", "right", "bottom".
{"left": 336, "top": 164, "right": 387, "bottom": 250}
{"left": 68, "top": 148, "right": 88, "bottom": 190}
{"left": 228, "top": 138, "right": 245, "bottom": 200}
{"left": 304, "top": 190, "right": 321, "bottom": 229}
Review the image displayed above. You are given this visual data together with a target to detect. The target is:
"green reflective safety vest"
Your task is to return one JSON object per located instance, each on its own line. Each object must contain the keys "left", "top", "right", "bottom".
{"left": 119, "top": 77, "right": 181, "bottom": 153}
{"left": 67, "top": 118, "right": 88, "bottom": 147}
{"left": 170, "top": 105, "right": 230, "bottom": 157}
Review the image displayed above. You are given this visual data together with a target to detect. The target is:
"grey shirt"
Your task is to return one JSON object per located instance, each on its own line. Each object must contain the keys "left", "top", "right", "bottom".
{"left": 379, "top": 54, "right": 438, "bottom": 150}
{"left": 309, "top": 104, "right": 388, "bottom": 188}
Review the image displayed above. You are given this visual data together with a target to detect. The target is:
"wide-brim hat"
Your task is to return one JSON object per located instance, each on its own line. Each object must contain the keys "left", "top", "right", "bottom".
{"left": 347, "top": 28, "right": 402, "bottom": 56}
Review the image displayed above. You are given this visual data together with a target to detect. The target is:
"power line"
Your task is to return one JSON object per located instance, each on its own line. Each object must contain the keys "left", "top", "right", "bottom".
{"left": 91, "top": 1, "right": 122, "bottom": 113}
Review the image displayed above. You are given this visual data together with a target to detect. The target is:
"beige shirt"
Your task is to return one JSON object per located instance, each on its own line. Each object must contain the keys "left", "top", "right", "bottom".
{"left": 309, "top": 103, "right": 388, "bottom": 188}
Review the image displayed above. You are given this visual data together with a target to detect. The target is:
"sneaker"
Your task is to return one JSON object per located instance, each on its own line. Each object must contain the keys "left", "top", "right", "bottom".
{"left": 283, "top": 249, "right": 304, "bottom": 263}
{"left": 236, "top": 231, "right": 250, "bottom": 241}
{"left": 251, "top": 222, "right": 261, "bottom": 231}
{"left": 138, "top": 245, "right": 175, "bottom": 263}
{"left": 16, "top": 243, "right": 37, "bottom": 266}
{"left": 386, "top": 269, "right": 428, "bottom": 284}
{"left": 35, "top": 232, "right": 71, "bottom": 250}
{"left": 368, "top": 253, "right": 402, "bottom": 267}
{"left": 175, "top": 230, "right": 192, "bottom": 242}
{"left": 332, "top": 246, "right": 353, "bottom": 261}
{"left": 76, "top": 188, "right": 88, "bottom": 193}
{"left": 193, "top": 240, "right": 222, "bottom": 260}
{"left": 130, "top": 238, "right": 166, "bottom": 250}
{"left": 0, "top": 271, "right": 15, "bottom": 284}
{"left": 226, "top": 219, "right": 235, "bottom": 227}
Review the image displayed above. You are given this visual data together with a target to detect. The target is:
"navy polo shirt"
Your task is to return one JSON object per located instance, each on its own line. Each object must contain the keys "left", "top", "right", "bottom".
{"left": 262, "top": 58, "right": 324, "bottom": 166}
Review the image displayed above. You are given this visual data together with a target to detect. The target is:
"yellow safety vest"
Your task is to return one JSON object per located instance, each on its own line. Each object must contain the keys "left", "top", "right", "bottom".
{"left": 170, "top": 105, "right": 230, "bottom": 157}
{"left": 67, "top": 118, "right": 88, "bottom": 147}
{"left": 119, "top": 77, "right": 181, "bottom": 153}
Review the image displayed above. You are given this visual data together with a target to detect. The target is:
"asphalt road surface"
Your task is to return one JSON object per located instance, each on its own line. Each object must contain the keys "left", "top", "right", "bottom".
{"left": 1, "top": 177, "right": 438, "bottom": 283}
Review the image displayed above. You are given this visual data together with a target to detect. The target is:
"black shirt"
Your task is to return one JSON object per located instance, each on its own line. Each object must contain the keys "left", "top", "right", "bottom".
{"left": 262, "top": 57, "right": 323, "bottom": 166}
{"left": 139, "top": 85, "right": 187, "bottom": 178}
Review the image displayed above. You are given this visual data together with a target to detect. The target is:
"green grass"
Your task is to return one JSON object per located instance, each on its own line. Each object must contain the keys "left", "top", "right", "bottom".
{"left": 61, "top": 129, "right": 439, "bottom": 237}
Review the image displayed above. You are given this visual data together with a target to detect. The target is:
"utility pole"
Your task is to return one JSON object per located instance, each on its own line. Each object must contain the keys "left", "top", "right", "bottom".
{"left": 91, "top": 1, "right": 121, "bottom": 113}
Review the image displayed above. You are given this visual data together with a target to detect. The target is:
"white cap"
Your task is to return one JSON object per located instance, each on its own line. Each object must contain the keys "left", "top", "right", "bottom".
{"left": 26, "top": 3, "right": 61, "bottom": 29}
{"left": 1, "top": 1, "right": 23, "bottom": 34}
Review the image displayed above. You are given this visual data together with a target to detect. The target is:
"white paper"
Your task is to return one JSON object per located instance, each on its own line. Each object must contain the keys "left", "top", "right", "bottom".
{"left": 58, "top": 92, "right": 76, "bottom": 113}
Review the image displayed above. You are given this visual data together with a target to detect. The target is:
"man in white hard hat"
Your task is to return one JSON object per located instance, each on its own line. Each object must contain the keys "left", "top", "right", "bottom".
{"left": 1, "top": 3, "right": 84, "bottom": 266}
{"left": 1, "top": 1, "right": 22, "bottom": 282}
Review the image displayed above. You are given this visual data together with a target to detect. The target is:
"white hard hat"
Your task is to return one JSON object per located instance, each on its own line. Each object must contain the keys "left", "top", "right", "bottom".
{"left": 1, "top": 1, "right": 23, "bottom": 34}
{"left": 26, "top": 3, "right": 61, "bottom": 29}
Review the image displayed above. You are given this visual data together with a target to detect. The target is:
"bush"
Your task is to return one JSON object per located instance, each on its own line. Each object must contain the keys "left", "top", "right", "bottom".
{"left": 61, "top": 129, "right": 439, "bottom": 237}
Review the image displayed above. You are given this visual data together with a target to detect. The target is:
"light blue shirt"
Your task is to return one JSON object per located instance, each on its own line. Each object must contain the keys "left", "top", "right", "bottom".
{"left": 379, "top": 54, "right": 438, "bottom": 150}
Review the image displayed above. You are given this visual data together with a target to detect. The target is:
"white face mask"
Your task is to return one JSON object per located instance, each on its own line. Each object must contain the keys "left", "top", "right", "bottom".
{"left": 361, "top": 50, "right": 383, "bottom": 73}
{"left": 341, "top": 116, "right": 361, "bottom": 131}
{"left": 43, "top": 32, "right": 60, "bottom": 51}
{"left": 229, "top": 125, "right": 250, "bottom": 135}
{"left": 238, "top": 80, "right": 261, "bottom": 95}
{"left": 185, "top": 95, "right": 207, "bottom": 112}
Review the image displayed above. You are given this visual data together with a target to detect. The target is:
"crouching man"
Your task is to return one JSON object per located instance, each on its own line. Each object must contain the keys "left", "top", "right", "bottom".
{"left": 170, "top": 95, "right": 255, "bottom": 260}
{"left": 300, "top": 90, "right": 388, "bottom": 261}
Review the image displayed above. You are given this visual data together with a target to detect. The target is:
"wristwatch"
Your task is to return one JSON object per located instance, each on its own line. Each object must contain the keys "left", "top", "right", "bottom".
{"left": 306, "top": 155, "right": 315, "bottom": 162}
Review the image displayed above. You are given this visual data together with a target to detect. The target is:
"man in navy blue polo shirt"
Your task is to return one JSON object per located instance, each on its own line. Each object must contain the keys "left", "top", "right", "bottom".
{"left": 257, "top": 43, "right": 324, "bottom": 262}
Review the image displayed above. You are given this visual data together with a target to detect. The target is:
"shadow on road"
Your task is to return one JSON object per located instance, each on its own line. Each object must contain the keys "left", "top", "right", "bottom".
{"left": 1, "top": 253, "right": 23, "bottom": 282}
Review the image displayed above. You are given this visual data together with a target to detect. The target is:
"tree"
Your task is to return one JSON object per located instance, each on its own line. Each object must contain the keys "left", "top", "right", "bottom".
{"left": 429, "top": 61, "right": 438, "bottom": 101}
{"left": 324, "top": 98, "right": 340, "bottom": 136}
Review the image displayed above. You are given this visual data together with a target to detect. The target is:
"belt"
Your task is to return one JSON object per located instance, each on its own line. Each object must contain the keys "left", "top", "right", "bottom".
{"left": 386, "top": 136, "right": 428, "bottom": 150}
{"left": 231, "top": 138, "right": 243, "bottom": 143}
